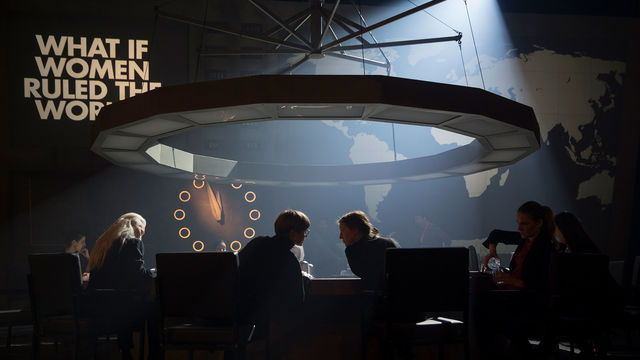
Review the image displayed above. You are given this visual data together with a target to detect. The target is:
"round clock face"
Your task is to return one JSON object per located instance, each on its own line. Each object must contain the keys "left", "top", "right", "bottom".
{"left": 173, "top": 174, "right": 262, "bottom": 252}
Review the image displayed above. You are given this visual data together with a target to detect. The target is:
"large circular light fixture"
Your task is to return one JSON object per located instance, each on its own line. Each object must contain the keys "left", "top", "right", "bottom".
{"left": 91, "top": 75, "right": 540, "bottom": 185}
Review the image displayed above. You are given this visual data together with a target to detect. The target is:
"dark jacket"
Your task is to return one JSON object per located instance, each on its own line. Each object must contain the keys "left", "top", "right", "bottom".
{"left": 345, "top": 235, "right": 400, "bottom": 291}
{"left": 238, "top": 234, "right": 304, "bottom": 336}
{"left": 483, "top": 229, "right": 553, "bottom": 294}
{"left": 88, "top": 237, "right": 153, "bottom": 292}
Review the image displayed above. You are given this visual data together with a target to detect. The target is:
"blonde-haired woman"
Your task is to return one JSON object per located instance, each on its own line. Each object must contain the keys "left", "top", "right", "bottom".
{"left": 87, "top": 212, "right": 155, "bottom": 359}
{"left": 87, "top": 212, "right": 153, "bottom": 290}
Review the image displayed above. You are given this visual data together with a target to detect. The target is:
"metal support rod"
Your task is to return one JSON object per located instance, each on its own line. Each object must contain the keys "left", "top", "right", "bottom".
{"left": 327, "top": 24, "right": 345, "bottom": 53}
{"left": 157, "top": 9, "right": 310, "bottom": 51}
{"left": 350, "top": 3, "right": 391, "bottom": 70}
{"left": 319, "top": 0, "right": 341, "bottom": 47}
{"left": 275, "top": 14, "right": 312, "bottom": 50}
{"left": 310, "top": 0, "right": 322, "bottom": 49}
{"left": 277, "top": 54, "right": 310, "bottom": 74}
{"left": 199, "top": 48, "right": 308, "bottom": 56}
{"left": 249, "top": 0, "right": 312, "bottom": 49}
{"left": 322, "top": 0, "right": 447, "bottom": 51}
{"left": 336, "top": 34, "right": 461, "bottom": 51}
{"left": 325, "top": 52, "right": 388, "bottom": 67}
{"left": 263, "top": 8, "right": 312, "bottom": 37}
{"left": 332, "top": 12, "right": 366, "bottom": 31}
{"left": 320, "top": 9, "right": 370, "bottom": 45}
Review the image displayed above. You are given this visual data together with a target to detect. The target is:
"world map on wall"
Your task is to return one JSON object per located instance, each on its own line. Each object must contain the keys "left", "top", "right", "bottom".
{"left": 316, "top": 47, "right": 625, "bottom": 221}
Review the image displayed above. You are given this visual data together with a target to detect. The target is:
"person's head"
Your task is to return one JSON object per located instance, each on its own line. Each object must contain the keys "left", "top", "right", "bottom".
{"left": 65, "top": 233, "right": 87, "bottom": 254}
{"left": 274, "top": 209, "right": 310, "bottom": 246}
{"left": 338, "top": 211, "right": 379, "bottom": 246}
{"left": 516, "top": 201, "right": 553, "bottom": 240}
{"left": 216, "top": 241, "right": 227, "bottom": 252}
{"left": 87, "top": 212, "right": 146, "bottom": 272}
{"left": 554, "top": 211, "right": 597, "bottom": 253}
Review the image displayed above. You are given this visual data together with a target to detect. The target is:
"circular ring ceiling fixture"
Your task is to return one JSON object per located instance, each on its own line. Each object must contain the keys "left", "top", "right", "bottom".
{"left": 91, "top": 75, "right": 540, "bottom": 185}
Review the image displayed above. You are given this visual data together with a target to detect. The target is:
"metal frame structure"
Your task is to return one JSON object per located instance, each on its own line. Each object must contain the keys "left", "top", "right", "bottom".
{"left": 90, "top": 75, "right": 540, "bottom": 186}
{"left": 157, "top": 0, "right": 462, "bottom": 74}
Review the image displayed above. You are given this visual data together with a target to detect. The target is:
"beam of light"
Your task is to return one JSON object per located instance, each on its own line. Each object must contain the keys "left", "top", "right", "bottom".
{"left": 193, "top": 179, "right": 205, "bottom": 189}
{"left": 230, "top": 240, "right": 242, "bottom": 252}
{"left": 173, "top": 209, "right": 185, "bottom": 220}
{"left": 179, "top": 190, "right": 191, "bottom": 202}
{"left": 244, "top": 191, "right": 256, "bottom": 203}
{"left": 192, "top": 240, "right": 204, "bottom": 252}
{"left": 249, "top": 209, "right": 261, "bottom": 221}
{"left": 244, "top": 227, "right": 255, "bottom": 239}
{"left": 205, "top": 182, "right": 223, "bottom": 222}
{"left": 179, "top": 227, "right": 191, "bottom": 239}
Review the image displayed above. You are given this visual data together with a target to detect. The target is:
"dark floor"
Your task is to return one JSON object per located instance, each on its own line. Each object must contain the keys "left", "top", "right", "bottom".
{"left": 1, "top": 325, "right": 639, "bottom": 359}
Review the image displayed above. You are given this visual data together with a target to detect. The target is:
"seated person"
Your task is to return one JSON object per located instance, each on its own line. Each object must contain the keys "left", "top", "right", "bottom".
{"left": 553, "top": 211, "right": 600, "bottom": 254}
{"left": 238, "top": 209, "right": 310, "bottom": 341}
{"left": 86, "top": 212, "right": 155, "bottom": 359}
{"left": 553, "top": 210, "right": 622, "bottom": 346}
{"left": 482, "top": 201, "right": 554, "bottom": 292}
{"left": 64, "top": 233, "right": 90, "bottom": 275}
{"left": 478, "top": 201, "right": 555, "bottom": 357}
{"left": 339, "top": 210, "right": 399, "bottom": 291}
{"left": 87, "top": 213, "right": 153, "bottom": 291}
{"left": 215, "top": 240, "right": 227, "bottom": 252}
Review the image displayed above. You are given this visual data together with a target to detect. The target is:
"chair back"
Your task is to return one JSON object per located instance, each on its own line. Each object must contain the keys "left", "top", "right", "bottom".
{"left": 28, "top": 253, "right": 82, "bottom": 320}
{"left": 549, "top": 252, "right": 609, "bottom": 314}
{"left": 156, "top": 252, "right": 239, "bottom": 323}
{"left": 385, "top": 248, "right": 469, "bottom": 315}
{"left": 468, "top": 245, "right": 479, "bottom": 272}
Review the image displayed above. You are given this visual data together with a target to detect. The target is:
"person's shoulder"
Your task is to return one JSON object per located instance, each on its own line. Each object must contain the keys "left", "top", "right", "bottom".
{"left": 243, "top": 235, "right": 270, "bottom": 248}
{"left": 239, "top": 235, "right": 270, "bottom": 256}
{"left": 375, "top": 236, "right": 399, "bottom": 248}
{"left": 122, "top": 237, "right": 144, "bottom": 251}
{"left": 123, "top": 237, "right": 142, "bottom": 245}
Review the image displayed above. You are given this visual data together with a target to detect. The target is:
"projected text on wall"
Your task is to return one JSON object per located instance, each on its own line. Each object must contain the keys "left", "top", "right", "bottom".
{"left": 23, "top": 35, "right": 162, "bottom": 121}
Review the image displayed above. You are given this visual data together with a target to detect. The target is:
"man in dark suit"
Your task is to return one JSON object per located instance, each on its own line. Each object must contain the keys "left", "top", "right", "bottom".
{"left": 238, "top": 209, "right": 310, "bottom": 343}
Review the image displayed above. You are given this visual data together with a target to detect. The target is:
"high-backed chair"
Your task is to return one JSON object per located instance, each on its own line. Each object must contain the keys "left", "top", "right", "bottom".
{"left": 155, "top": 252, "right": 247, "bottom": 359}
{"left": 467, "top": 245, "right": 479, "bottom": 272}
{"left": 28, "top": 253, "right": 83, "bottom": 359}
{"left": 548, "top": 252, "right": 610, "bottom": 356}
{"left": 79, "top": 287, "right": 147, "bottom": 359}
{"left": 383, "top": 247, "right": 469, "bottom": 360}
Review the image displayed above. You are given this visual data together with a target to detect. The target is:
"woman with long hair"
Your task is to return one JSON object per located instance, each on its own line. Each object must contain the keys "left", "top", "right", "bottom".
{"left": 338, "top": 210, "right": 399, "bottom": 291}
{"left": 482, "top": 201, "right": 554, "bottom": 291}
{"left": 478, "top": 201, "right": 556, "bottom": 358}
{"left": 87, "top": 212, "right": 152, "bottom": 290}
{"left": 86, "top": 212, "right": 155, "bottom": 359}
{"left": 553, "top": 211, "right": 600, "bottom": 254}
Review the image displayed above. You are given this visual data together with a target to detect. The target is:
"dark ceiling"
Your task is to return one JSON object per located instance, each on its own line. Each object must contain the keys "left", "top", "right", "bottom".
{"left": 496, "top": 0, "right": 640, "bottom": 17}
{"left": 289, "top": 0, "right": 640, "bottom": 17}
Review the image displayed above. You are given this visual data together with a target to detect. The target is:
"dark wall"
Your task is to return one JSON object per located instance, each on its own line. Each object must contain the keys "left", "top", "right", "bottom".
{"left": 1, "top": 0, "right": 638, "bottom": 283}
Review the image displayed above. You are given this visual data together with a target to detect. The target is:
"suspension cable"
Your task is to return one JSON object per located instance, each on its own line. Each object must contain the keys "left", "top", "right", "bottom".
{"left": 351, "top": 0, "right": 391, "bottom": 75}
{"left": 194, "top": 0, "right": 209, "bottom": 82}
{"left": 464, "top": 0, "right": 485, "bottom": 89}
{"left": 406, "top": 0, "right": 459, "bottom": 34}
{"left": 458, "top": 37, "right": 469, "bottom": 86}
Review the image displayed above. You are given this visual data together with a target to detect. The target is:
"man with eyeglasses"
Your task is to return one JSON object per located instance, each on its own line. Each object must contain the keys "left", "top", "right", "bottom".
{"left": 238, "top": 209, "right": 311, "bottom": 352}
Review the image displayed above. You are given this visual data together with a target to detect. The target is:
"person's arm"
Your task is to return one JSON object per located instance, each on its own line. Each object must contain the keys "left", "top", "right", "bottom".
{"left": 482, "top": 243, "right": 499, "bottom": 268}
{"left": 344, "top": 240, "right": 369, "bottom": 279}
{"left": 482, "top": 230, "right": 521, "bottom": 266}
